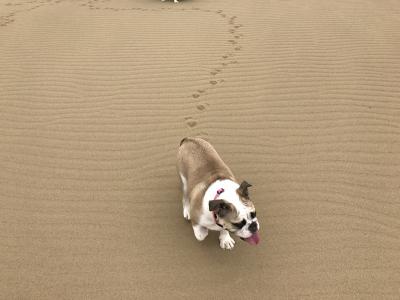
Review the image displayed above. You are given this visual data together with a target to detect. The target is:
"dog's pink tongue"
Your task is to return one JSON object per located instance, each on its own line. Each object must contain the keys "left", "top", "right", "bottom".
{"left": 244, "top": 232, "right": 260, "bottom": 245}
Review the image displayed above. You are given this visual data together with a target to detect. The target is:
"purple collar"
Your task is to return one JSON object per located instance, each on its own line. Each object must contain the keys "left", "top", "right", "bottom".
{"left": 212, "top": 188, "right": 224, "bottom": 226}
{"left": 214, "top": 188, "right": 225, "bottom": 200}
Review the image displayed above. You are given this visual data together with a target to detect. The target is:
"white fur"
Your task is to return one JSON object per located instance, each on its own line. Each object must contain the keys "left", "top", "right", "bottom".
{"left": 179, "top": 173, "right": 190, "bottom": 220}
{"left": 198, "top": 179, "right": 250, "bottom": 249}
{"left": 192, "top": 224, "right": 208, "bottom": 241}
{"left": 219, "top": 230, "right": 235, "bottom": 250}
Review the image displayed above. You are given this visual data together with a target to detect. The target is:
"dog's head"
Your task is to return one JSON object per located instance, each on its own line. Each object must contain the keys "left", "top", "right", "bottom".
{"left": 208, "top": 180, "right": 260, "bottom": 245}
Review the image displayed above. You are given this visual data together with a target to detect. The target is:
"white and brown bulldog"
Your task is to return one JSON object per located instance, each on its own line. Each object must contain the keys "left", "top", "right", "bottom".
{"left": 177, "top": 137, "right": 260, "bottom": 250}
{"left": 161, "top": 0, "right": 179, "bottom": 3}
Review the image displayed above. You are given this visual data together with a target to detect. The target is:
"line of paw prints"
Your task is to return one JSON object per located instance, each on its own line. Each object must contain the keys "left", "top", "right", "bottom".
{"left": 67, "top": 1, "right": 245, "bottom": 133}
{"left": 1, "top": 0, "right": 57, "bottom": 26}
{"left": 4, "top": 0, "right": 41, "bottom": 6}
{"left": 0, "top": 0, "right": 244, "bottom": 139}
{"left": 185, "top": 10, "right": 243, "bottom": 133}
{"left": 190, "top": 11, "right": 243, "bottom": 100}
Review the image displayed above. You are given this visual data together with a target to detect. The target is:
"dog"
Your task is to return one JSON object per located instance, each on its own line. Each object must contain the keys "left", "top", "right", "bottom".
{"left": 177, "top": 137, "right": 260, "bottom": 250}
{"left": 161, "top": 0, "right": 179, "bottom": 3}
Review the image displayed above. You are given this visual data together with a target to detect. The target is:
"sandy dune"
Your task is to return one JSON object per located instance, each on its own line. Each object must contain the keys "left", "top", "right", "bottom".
{"left": 1, "top": 0, "right": 400, "bottom": 298}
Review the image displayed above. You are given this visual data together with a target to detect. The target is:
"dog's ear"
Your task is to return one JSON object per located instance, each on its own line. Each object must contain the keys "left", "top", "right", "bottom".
{"left": 209, "top": 200, "right": 232, "bottom": 217}
{"left": 237, "top": 180, "right": 252, "bottom": 198}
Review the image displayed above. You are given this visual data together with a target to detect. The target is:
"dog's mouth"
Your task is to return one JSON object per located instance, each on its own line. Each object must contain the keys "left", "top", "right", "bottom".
{"left": 240, "top": 231, "right": 260, "bottom": 245}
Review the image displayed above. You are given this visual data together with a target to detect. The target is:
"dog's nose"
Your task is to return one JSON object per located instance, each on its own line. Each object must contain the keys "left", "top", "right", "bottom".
{"left": 249, "top": 222, "right": 258, "bottom": 233}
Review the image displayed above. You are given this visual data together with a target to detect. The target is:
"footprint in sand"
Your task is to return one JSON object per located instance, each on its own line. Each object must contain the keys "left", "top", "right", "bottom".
{"left": 197, "top": 104, "right": 206, "bottom": 111}
{"left": 197, "top": 131, "right": 209, "bottom": 138}
{"left": 196, "top": 103, "right": 209, "bottom": 111}
{"left": 184, "top": 117, "right": 197, "bottom": 128}
{"left": 210, "top": 69, "right": 221, "bottom": 76}
{"left": 192, "top": 89, "right": 206, "bottom": 98}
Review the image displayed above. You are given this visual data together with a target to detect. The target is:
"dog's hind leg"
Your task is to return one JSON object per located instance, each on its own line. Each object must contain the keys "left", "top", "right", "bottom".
{"left": 179, "top": 173, "right": 190, "bottom": 220}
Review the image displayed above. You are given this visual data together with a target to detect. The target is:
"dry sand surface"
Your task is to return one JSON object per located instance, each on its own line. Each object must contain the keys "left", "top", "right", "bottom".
{"left": 1, "top": 0, "right": 400, "bottom": 298}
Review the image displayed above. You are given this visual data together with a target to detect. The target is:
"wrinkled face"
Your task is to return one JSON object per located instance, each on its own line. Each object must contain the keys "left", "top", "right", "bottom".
{"left": 216, "top": 201, "right": 259, "bottom": 238}
{"left": 208, "top": 180, "right": 260, "bottom": 245}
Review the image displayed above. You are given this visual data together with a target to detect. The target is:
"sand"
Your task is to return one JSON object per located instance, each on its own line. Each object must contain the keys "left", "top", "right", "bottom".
{"left": 1, "top": 0, "right": 400, "bottom": 298}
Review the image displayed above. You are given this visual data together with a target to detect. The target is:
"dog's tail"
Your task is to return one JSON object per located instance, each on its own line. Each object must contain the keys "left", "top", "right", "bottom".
{"left": 179, "top": 136, "right": 208, "bottom": 147}
{"left": 179, "top": 137, "right": 188, "bottom": 146}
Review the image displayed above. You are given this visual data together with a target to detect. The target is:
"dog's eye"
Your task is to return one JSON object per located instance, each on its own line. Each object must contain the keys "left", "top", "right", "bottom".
{"left": 250, "top": 211, "right": 256, "bottom": 219}
{"left": 232, "top": 219, "right": 246, "bottom": 229}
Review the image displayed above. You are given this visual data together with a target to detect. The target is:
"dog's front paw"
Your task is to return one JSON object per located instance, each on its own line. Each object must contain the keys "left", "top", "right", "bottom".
{"left": 192, "top": 224, "right": 208, "bottom": 241}
{"left": 219, "top": 231, "right": 235, "bottom": 250}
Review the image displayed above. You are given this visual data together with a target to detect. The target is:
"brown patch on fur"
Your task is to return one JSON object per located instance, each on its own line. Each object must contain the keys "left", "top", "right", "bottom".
{"left": 217, "top": 204, "right": 241, "bottom": 231}
{"left": 241, "top": 198, "right": 255, "bottom": 208}
{"left": 209, "top": 199, "right": 236, "bottom": 218}
{"left": 209, "top": 199, "right": 240, "bottom": 230}
{"left": 237, "top": 180, "right": 252, "bottom": 199}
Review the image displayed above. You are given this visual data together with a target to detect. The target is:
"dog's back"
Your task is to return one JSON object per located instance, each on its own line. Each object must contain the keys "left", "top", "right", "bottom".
{"left": 177, "top": 137, "right": 234, "bottom": 187}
